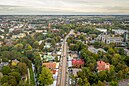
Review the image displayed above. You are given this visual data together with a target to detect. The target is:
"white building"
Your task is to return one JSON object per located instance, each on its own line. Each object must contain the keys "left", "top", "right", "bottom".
{"left": 97, "top": 34, "right": 123, "bottom": 44}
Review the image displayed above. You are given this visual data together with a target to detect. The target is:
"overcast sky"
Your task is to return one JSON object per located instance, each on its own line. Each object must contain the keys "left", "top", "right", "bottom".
{"left": 0, "top": 0, "right": 129, "bottom": 15}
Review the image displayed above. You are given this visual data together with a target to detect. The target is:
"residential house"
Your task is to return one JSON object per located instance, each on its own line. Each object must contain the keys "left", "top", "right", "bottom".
{"left": 124, "top": 49, "right": 129, "bottom": 56}
{"left": 97, "top": 61, "right": 110, "bottom": 72}
{"left": 0, "top": 41, "right": 3, "bottom": 47}
{"left": 72, "top": 59, "right": 84, "bottom": 68}
{"left": 88, "top": 46, "right": 106, "bottom": 54}
{"left": 42, "top": 53, "right": 55, "bottom": 61}
{"left": 43, "top": 62, "right": 59, "bottom": 86}
{"left": 12, "top": 33, "right": 26, "bottom": 39}
{"left": 0, "top": 61, "right": 9, "bottom": 70}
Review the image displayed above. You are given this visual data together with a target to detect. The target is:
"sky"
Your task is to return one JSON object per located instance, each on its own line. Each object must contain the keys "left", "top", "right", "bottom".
{"left": 0, "top": 0, "right": 129, "bottom": 15}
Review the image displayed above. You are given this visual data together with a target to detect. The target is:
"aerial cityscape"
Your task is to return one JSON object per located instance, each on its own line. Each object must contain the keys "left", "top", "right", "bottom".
{"left": 0, "top": 0, "right": 129, "bottom": 86}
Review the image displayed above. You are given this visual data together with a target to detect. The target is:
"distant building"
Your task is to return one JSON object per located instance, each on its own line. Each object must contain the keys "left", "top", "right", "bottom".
{"left": 35, "top": 30, "right": 43, "bottom": 33}
{"left": 88, "top": 46, "right": 106, "bottom": 54}
{"left": 12, "top": 33, "right": 26, "bottom": 39}
{"left": 48, "top": 23, "right": 51, "bottom": 29}
{"left": 97, "top": 34, "right": 123, "bottom": 44}
{"left": 97, "top": 61, "right": 110, "bottom": 72}
{"left": 124, "top": 32, "right": 128, "bottom": 42}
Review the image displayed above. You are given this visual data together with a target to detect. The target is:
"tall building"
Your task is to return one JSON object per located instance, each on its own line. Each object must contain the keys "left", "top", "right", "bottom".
{"left": 48, "top": 23, "right": 51, "bottom": 29}
{"left": 124, "top": 32, "right": 128, "bottom": 42}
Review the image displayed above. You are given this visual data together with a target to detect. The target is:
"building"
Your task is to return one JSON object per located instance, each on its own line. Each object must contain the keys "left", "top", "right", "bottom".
{"left": 43, "top": 62, "right": 59, "bottom": 86}
{"left": 97, "top": 61, "right": 110, "bottom": 72}
{"left": 35, "top": 30, "right": 43, "bottom": 33}
{"left": 0, "top": 61, "right": 9, "bottom": 70}
{"left": 42, "top": 62, "right": 59, "bottom": 74}
{"left": 124, "top": 32, "right": 128, "bottom": 42}
{"left": 12, "top": 33, "right": 26, "bottom": 39}
{"left": 124, "top": 49, "right": 129, "bottom": 56}
{"left": 72, "top": 59, "right": 84, "bottom": 68}
{"left": 88, "top": 46, "right": 106, "bottom": 54}
{"left": 97, "top": 34, "right": 123, "bottom": 45}
{"left": 42, "top": 53, "right": 55, "bottom": 61}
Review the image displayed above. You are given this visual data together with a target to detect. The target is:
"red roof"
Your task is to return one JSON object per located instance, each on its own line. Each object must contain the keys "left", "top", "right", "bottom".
{"left": 97, "top": 61, "right": 110, "bottom": 72}
{"left": 43, "top": 62, "right": 57, "bottom": 74}
{"left": 72, "top": 59, "right": 84, "bottom": 68}
{"left": 43, "top": 62, "right": 56, "bottom": 69}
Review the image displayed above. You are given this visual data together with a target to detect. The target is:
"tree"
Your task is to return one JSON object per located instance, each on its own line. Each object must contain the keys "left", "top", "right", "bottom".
{"left": 33, "top": 41, "right": 39, "bottom": 49}
{"left": 96, "top": 80, "right": 106, "bottom": 86}
{"left": 25, "top": 44, "right": 32, "bottom": 50}
{"left": 2, "top": 83, "right": 11, "bottom": 86}
{"left": 1, "top": 75, "right": 9, "bottom": 84}
{"left": 14, "top": 43, "right": 24, "bottom": 51}
{"left": 1, "top": 66, "right": 11, "bottom": 75}
{"left": 98, "top": 71, "right": 107, "bottom": 81}
{"left": 18, "top": 62, "right": 28, "bottom": 76}
{"left": 55, "top": 56, "right": 59, "bottom": 62}
{"left": 0, "top": 72, "right": 3, "bottom": 81}
{"left": 20, "top": 58, "right": 31, "bottom": 68}
{"left": 8, "top": 76, "right": 17, "bottom": 86}
{"left": 109, "top": 81, "right": 118, "bottom": 86}
{"left": 34, "top": 56, "right": 42, "bottom": 75}
{"left": 39, "top": 67, "right": 53, "bottom": 86}
{"left": 78, "top": 78, "right": 90, "bottom": 86}
{"left": 108, "top": 48, "right": 115, "bottom": 55}
{"left": 9, "top": 72, "right": 21, "bottom": 83}
{"left": 111, "top": 54, "right": 121, "bottom": 66}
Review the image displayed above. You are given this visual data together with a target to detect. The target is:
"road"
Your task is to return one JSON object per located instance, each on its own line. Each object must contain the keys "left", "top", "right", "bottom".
{"left": 57, "top": 30, "right": 74, "bottom": 86}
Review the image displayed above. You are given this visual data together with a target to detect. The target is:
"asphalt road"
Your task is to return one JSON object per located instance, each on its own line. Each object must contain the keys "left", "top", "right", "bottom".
{"left": 59, "top": 30, "right": 74, "bottom": 86}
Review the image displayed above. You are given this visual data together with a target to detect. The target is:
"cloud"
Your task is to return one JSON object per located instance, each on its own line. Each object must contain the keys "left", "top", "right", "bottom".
{"left": 0, "top": 0, "right": 129, "bottom": 15}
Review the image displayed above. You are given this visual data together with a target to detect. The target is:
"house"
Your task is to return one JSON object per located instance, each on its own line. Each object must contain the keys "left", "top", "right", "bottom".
{"left": 44, "top": 43, "right": 51, "bottom": 49}
{"left": 70, "top": 68, "right": 82, "bottom": 76}
{"left": 0, "top": 62, "right": 9, "bottom": 70}
{"left": 42, "top": 53, "right": 55, "bottom": 61}
{"left": 69, "top": 51, "right": 78, "bottom": 59}
{"left": 88, "top": 46, "right": 106, "bottom": 54}
{"left": 35, "top": 30, "right": 43, "bottom": 33}
{"left": 97, "top": 61, "right": 110, "bottom": 72}
{"left": 124, "top": 49, "right": 129, "bottom": 56}
{"left": 43, "top": 62, "right": 59, "bottom": 74}
{"left": 12, "top": 33, "right": 26, "bottom": 39}
{"left": 0, "top": 41, "right": 3, "bottom": 47}
{"left": 72, "top": 59, "right": 84, "bottom": 68}
{"left": 4, "top": 39, "right": 13, "bottom": 46}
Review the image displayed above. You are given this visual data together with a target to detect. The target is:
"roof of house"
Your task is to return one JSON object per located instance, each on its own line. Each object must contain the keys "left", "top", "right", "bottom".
{"left": 72, "top": 59, "right": 84, "bottom": 65}
{"left": 43, "top": 54, "right": 54, "bottom": 61}
{"left": 43, "top": 62, "right": 59, "bottom": 69}
{"left": 43, "top": 62, "right": 56, "bottom": 69}
{"left": 97, "top": 61, "right": 110, "bottom": 71}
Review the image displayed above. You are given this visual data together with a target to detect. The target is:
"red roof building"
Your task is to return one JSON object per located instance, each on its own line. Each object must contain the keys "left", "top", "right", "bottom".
{"left": 43, "top": 62, "right": 59, "bottom": 74}
{"left": 72, "top": 59, "right": 84, "bottom": 68}
{"left": 97, "top": 61, "right": 110, "bottom": 72}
